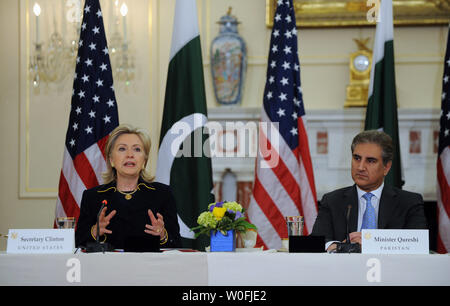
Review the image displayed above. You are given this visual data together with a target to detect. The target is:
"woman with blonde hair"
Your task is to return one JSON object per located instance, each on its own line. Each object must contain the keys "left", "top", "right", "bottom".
{"left": 75, "top": 124, "right": 181, "bottom": 250}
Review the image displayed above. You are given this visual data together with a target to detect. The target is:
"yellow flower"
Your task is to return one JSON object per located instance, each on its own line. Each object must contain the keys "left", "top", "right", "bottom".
{"left": 212, "top": 207, "right": 227, "bottom": 220}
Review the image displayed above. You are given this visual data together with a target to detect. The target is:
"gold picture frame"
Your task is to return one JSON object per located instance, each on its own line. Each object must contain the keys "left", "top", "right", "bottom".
{"left": 266, "top": 0, "right": 450, "bottom": 28}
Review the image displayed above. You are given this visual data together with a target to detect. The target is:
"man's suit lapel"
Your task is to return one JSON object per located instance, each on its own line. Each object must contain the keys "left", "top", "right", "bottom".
{"left": 378, "top": 184, "right": 398, "bottom": 229}
{"left": 342, "top": 184, "right": 398, "bottom": 232}
{"left": 343, "top": 185, "right": 359, "bottom": 233}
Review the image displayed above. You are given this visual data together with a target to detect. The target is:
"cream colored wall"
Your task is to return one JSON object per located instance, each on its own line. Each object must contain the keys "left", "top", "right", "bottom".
{"left": 0, "top": 0, "right": 446, "bottom": 250}
{"left": 0, "top": 1, "right": 55, "bottom": 250}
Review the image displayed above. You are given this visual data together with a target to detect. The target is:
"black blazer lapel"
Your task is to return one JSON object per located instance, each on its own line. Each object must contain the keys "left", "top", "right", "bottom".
{"left": 343, "top": 185, "right": 359, "bottom": 233}
{"left": 378, "top": 184, "right": 398, "bottom": 229}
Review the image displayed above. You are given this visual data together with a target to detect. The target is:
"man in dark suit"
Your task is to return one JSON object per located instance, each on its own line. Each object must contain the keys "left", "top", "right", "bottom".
{"left": 311, "top": 130, "right": 427, "bottom": 252}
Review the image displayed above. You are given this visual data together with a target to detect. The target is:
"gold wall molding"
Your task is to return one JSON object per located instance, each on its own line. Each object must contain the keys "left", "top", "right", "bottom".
{"left": 266, "top": 0, "right": 450, "bottom": 28}
{"left": 206, "top": 54, "right": 443, "bottom": 67}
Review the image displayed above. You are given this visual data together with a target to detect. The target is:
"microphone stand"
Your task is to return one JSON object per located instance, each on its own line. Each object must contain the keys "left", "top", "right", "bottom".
{"left": 335, "top": 204, "right": 361, "bottom": 253}
{"left": 86, "top": 200, "right": 114, "bottom": 253}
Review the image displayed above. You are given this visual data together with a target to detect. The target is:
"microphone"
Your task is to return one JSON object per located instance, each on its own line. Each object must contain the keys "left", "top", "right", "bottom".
{"left": 335, "top": 204, "right": 361, "bottom": 253}
{"left": 345, "top": 204, "right": 351, "bottom": 244}
{"left": 86, "top": 199, "right": 114, "bottom": 253}
{"left": 96, "top": 200, "right": 108, "bottom": 243}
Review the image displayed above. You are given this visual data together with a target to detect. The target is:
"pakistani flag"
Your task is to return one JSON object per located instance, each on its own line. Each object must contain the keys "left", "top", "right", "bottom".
{"left": 365, "top": 0, "right": 403, "bottom": 188}
{"left": 155, "top": 0, "right": 215, "bottom": 250}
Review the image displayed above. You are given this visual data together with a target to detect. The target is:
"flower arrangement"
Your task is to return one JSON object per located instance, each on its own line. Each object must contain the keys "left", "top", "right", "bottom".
{"left": 191, "top": 201, "right": 257, "bottom": 238}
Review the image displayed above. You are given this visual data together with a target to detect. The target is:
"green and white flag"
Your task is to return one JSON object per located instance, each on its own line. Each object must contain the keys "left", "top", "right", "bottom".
{"left": 156, "top": 0, "right": 215, "bottom": 250}
{"left": 365, "top": 0, "right": 403, "bottom": 188}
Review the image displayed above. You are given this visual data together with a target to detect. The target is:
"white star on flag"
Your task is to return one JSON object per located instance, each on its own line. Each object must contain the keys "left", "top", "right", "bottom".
{"left": 106, "top": 99, "right": 115, "bottom": 107}
{"left": 283, "top": 46, "right": 292, "bottom": 54}
{"left": 277, "top": 108, "right": 286, "bottom": 117}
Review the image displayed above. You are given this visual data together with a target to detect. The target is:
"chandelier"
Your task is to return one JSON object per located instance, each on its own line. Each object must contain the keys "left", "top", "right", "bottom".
{"left": 109, "top": 2, "right": 135, "bottom": 87}
{"left": 29, "top": 1, "right": 134, "bottom": 92}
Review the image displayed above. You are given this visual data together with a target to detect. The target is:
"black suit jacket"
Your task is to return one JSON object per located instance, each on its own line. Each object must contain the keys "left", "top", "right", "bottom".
{"left": 75, "top": 180, "right": 181, "bottom": 249}
{"left": 311, "top": 184, "right": 428, "bottom": 243}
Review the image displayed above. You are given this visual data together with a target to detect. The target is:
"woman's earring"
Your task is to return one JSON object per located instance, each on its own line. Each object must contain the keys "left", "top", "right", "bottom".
{"left": 111, "top": 162, "right": 115, "bottom": 168}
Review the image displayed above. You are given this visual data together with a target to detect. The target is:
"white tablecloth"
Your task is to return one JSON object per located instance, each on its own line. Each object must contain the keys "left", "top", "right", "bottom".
{"left": 0, "top": 252, "right": 208, "bottom": 286}
{"left": 207, "top": 252, "right": 450, "bottom": 286}
{"left": 1, "top": 251, "right": 449, "bottom": 286}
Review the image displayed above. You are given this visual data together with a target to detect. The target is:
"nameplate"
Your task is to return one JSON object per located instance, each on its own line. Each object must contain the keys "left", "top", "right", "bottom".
{"left": 6, "top": 229, "right": 75, "bottom": 254}
{"left": 362, "top": 229, "right": 429, "bottom": 254}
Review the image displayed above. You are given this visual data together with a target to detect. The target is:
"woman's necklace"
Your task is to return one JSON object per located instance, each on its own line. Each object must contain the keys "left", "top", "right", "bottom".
{"left": 117, "top": 188, "right": 138, "bottom": 200}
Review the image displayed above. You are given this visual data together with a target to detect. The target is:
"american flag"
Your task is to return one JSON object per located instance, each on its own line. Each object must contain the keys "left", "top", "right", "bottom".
{"left": 247, "top": 0, "right": 317, "bottom": 250}
{"left": 55, "top": 0, "right": 119, "bottom": 224}
{"left": 437, "top": 25, "right": 450, "bottom": 254}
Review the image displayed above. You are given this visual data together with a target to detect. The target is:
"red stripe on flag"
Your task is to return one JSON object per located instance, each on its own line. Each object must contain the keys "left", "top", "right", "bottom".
{"left": 298, "top": 119, "right": 318, "bottom": 204}
{"left": 260, "top": 132, "right": 304, "bottom": 217}
{"left": 255, "top": 234, "right": 268, "bottom": 250}
{"left": 252, "top": 177, "right": 287, "bottom": 239}
{"left": 437, "top": 157, "right": 450, "bottom": 218}
{"left": 57, "top": 171, "right": 81, "bottom": 219}
{"left": 97, "top": 135, "right": 109, "bottom": 159}
{"left": 437, "top": 156, "right": 450, "bottom": 253}
{"left": 244, "top": 213, "right": 269, "bottom": 250}
{"left": 73, "top": 152, "right": 100, "bottom": 190}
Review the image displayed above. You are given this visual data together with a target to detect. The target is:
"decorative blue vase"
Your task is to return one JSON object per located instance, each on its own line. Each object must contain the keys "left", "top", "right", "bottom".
{"left": 210, "top": 8, "right": 247, "bottom": 106}
{"left": 210, "top": 230, "right": 236, "bottom": 252}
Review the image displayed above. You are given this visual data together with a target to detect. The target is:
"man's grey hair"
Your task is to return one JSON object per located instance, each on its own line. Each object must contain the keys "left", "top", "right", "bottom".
{"left": 351, "top": 130, "right": 394, "bottom": 165}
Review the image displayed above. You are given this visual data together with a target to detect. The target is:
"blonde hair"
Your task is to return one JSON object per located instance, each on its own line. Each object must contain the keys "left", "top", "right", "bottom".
{"left": 102, "top": 124, "right": 154, "bottom": 184}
